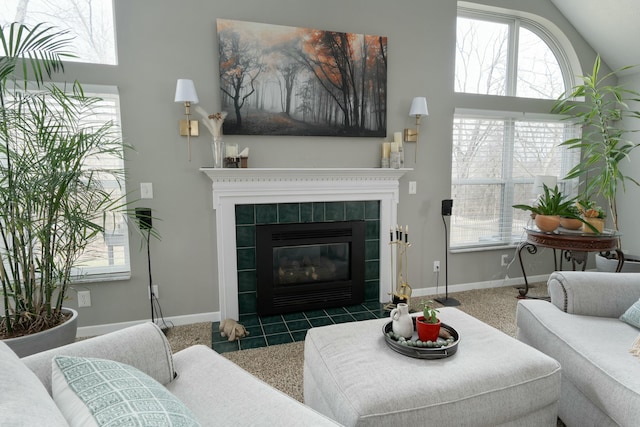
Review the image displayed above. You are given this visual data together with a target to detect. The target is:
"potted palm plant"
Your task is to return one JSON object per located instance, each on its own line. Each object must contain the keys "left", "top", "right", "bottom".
{"left": 512, "top": 185, "right": 580, "bottom": 232}
{"left": 552, "top": 55, "right": 640, "bottom": 270}
{"left": 0, "top": 23, "right": 129, "bottom": 356}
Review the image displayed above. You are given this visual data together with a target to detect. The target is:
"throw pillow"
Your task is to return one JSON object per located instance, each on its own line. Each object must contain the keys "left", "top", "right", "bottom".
{"left": 620, "top": 298, "right": 640, "bottom": 329}
{"left": 52, "top": 355, "right": 201, "bottom": 427}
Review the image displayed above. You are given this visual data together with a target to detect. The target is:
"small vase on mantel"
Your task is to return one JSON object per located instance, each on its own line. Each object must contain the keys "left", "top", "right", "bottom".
{"left": 212, "top": 137, "right": 225, "bottom": 168}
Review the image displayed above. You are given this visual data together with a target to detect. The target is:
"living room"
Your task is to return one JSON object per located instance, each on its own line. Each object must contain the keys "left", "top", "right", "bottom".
{"left": 2, "top": 0, "right": 629, "bottom": 336}
{"left": 2, "top": 0, "right": 640, "bottom": 425}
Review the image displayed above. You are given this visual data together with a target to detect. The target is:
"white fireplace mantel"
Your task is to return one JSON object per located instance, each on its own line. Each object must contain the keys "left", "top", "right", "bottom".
{"left": 200, "top": 168, "right": 411, "bottom": 320}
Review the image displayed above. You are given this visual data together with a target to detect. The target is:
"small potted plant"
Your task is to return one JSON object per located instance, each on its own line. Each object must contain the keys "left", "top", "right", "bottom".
{"left": 416, "top": 301, "right": 441, "bottom": 342}
{"left": 512, "top": 184, "right": 579, "bottom": 232}
{"left": 577, "top": 199, "right": 606, "bottom": 234}
{"left": 560, "top": 204, "right": 583, "bottom": 230}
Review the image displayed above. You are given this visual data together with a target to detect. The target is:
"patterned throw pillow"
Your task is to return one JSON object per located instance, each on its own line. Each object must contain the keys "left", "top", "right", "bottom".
{"left": 52, "top": 356, "right": 201, "bottom": 427}
{"left": 620, "top": 298, "right": 640, "bottom": 329}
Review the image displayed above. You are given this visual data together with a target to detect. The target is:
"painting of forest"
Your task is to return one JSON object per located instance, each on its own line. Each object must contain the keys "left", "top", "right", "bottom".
{"left": 217, "top": 19, "right": 387, "bottom": 137}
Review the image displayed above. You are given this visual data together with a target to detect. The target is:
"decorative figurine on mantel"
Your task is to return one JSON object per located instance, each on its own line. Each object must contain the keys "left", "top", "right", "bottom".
{"left": 384, "top": 224, "right": 412, "bottom": 311}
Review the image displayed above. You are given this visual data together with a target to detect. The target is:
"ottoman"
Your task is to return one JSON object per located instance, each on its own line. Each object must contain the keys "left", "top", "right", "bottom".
{"left": 304, "top": 307, "right": 561, "bottom": 426}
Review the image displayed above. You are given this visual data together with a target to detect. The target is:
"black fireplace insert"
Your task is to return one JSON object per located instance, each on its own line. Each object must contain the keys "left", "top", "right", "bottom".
{"left": 255, "top": 221, "right": 365, "bottom": 315}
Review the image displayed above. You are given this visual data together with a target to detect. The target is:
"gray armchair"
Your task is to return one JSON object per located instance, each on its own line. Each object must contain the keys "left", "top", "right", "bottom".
{"left": 517, "top": 271, "right": 640, "bottom": 427}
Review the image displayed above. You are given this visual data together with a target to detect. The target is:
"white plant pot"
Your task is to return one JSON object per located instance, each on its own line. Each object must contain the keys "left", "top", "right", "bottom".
{"left": 595, "top": 253, "right": 640, "bottom": 273}
{"left": 2, "top": 307, "right": 78, "bottom": 357}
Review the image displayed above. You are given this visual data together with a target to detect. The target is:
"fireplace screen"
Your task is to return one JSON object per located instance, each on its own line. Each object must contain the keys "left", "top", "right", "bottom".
{"left": 256, "top": 221, "right": 365, "bottom": 315}
{"left": 274, "top": 243, "right": 349, "bottom": 286}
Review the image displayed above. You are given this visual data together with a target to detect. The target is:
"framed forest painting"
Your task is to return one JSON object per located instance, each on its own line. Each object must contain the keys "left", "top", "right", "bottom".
{"left": 217, "top": 19, "right": 387, "bottom": 137}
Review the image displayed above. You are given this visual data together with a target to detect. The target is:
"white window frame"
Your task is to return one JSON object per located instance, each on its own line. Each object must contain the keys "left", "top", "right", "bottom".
{"left": 456, "top": 1, "right": 581, "bottom": 99}
{"left": 451, "top": 109, "right": 580, "bottom": 250}
{"left": 72, "top": 83, "right": 131, "bottom": 282}
{"left": 8, "top": 83, "right": 132, "bottom": 282}
{"left": 452, "top": 3, "right": 582, "bottom": 251}
{"left": 0, "top": 0, "right": 117, "bottom": 65}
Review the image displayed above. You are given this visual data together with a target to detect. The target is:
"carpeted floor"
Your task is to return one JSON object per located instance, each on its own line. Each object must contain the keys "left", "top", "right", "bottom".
{"left": 164, "top": 282, "right": 549, "bottom": 403}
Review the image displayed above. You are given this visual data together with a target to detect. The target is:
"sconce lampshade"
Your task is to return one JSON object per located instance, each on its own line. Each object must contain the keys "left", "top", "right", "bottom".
{"left": 409, "top": 97, "right": 428, "bottom": 116}
{"left": 174, "top": 79, "right": 199, "bottom": 103}
{"left": 532, "top": 175, "right": 557, "bottom": 195}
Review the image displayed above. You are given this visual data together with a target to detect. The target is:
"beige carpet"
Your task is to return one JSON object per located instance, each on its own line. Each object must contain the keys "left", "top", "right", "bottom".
{"left": 164, "top": 283, "right": 548, "bottom": 404}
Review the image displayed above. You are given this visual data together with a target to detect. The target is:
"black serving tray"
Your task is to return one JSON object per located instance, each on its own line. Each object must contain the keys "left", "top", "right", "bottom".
{"left": 382, "top": 319, "right": 460, "bottom": 359}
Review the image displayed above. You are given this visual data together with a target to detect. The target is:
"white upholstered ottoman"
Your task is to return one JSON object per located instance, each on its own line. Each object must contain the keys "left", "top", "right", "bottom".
{"left": 304, "top": 307, "right": 561, "bottom": 426}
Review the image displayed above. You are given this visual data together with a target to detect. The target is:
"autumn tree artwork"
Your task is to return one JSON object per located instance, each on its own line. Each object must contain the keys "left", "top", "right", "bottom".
{"left": 217, "top": 19, "right": 387, "bottom": 137}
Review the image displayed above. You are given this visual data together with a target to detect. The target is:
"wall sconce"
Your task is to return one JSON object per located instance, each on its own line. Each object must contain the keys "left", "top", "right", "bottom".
{"left": 174, "top": 79, "right": 200, "bottom": 161}
{"left": 404, "top": 97, "right": 429, "bottom": 158}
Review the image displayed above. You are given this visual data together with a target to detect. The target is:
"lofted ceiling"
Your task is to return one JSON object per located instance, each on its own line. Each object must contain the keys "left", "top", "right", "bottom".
{"left": 550, "top": 0, "right": 640, "bottom": 75}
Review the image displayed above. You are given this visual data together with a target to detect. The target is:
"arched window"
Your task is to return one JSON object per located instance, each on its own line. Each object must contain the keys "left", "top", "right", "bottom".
{"left": 451, "top": 4, "right": 581, "bottom": 250}
{"left": 0, "top": 0, "right": 116, "bottom": 65}
{"left": 455, "top": 6, "right": 575, "bottom": 99}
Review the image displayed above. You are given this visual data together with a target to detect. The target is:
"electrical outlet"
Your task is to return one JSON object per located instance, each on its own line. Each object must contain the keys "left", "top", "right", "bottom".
{"left": 501, "top": 254, "right": 510, "bottom": 266}
{"left": 149, "top": 284, "right": 159, "bottom": 299}
{"left": 77, "top": 290, "right": 91, "bottom": 307}
{"left": 433, "top": 261, "right": 440, "bottom": 272}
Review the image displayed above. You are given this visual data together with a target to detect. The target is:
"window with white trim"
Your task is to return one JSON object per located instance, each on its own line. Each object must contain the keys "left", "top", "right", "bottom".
{"left": 6, "top": 84, "right": 131, "bottom": 281}
{"left": 451, "top": 110, "right": 579, "bottom": 249}
{"left": 71, "top": 85, "right": 130, "bottom": 280}
{"left": 455, "top": 7, "right": 569, "bottom": 99}
{"left": 452, "top": 4, "right": 580, "bottom": 249}
{"left": 0, "top": 0, "right": 116, "bottom": 65}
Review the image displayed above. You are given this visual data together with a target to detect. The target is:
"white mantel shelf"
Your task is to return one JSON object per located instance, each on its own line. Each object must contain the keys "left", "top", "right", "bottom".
{"left": 200, "top": 167, "right": 411, "bottom": 180}
{"left": 200, "top": 167, "right": 412, "bottom": 320}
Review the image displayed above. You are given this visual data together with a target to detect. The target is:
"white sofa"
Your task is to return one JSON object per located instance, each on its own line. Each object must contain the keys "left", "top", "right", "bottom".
{"left": 517, "top": 271, "right": 640, "bottom": 427}
{"left": 0, "top": 322, "right": 341, "bottom": 426}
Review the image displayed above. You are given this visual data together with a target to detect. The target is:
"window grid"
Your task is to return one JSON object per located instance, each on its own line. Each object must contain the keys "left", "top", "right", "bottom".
{"left": 451, "top": 113, "right": 579, "bottom": 249}
{"left": 4, "top": 85, "right": 130, "bottom": 280}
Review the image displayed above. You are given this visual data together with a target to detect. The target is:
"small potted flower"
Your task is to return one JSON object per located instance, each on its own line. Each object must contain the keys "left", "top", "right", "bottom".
{"left": 416, "top": 301, "right": 441, "bottom": 342}
{"left": 577, "top": 199, "right": 606, "bottom": 233}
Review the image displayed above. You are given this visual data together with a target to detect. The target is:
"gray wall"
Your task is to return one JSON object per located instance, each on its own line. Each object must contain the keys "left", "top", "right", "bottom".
{"left": 60, "top": 0, "right": 601, "bottom": 327}
{"left": 618, "top": 72, "right": 640, "bottom": 256}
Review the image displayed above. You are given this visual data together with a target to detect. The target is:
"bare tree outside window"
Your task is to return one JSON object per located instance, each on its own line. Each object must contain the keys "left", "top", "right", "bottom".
{"left": 0, "top": 0, "right": 116, "bottom": 65}
{"left": 455, "top": 17, "right": 508, "bottom": 96}
{"left": 455, "top": 16, "right": 564, "bottom": 99}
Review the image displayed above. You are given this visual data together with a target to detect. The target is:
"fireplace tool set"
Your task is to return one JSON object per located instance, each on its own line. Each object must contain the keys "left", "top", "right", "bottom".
{"left": 384, "top": 225, "right": 412, "bottom": 311}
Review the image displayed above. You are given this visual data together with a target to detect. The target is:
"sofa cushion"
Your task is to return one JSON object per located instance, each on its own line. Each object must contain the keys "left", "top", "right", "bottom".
{"left": 620, "top": 297, "right": 640, "bottom": 329}
{"left": 0, "top": 340, "right": 68, "bottom": 427}
{"left": 24, "top": 322, "right": 175, "bottom": 395}
{"left": 167, "top": 344, "right": 341, "bottom": 426}
{"left": 52, "top": 355, "right": 200, "bottom": 427}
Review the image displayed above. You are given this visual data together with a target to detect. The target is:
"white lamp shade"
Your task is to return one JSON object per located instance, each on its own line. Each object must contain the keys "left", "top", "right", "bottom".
{"left": 532, "top": 175, "right": 557, "bottom": 194}
{"left": 174, "top": 79, "right": 199, "bottom": 103}
{"left": 409, "top": 97, "right": 428, "bottom": 116}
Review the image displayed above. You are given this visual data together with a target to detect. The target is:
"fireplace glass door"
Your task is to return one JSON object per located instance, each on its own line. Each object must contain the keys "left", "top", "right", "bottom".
{"left": 256, "top": 221, "right": 365, "bottom": 315}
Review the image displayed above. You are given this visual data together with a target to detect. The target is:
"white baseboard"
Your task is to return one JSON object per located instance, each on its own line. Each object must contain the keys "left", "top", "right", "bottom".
{"left": 76, "top": 311, "right": 221, "bottom": 338}
{"left": 410, "top": 274, "right": 549, "bottom": 299}
{"left": 77, "top": 275, "right": 549, "bottom": 337}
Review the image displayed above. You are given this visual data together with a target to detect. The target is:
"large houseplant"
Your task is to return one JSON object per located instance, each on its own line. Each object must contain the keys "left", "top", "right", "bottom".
{"left": 552, "top": 55, "right": 640, "bottom": 262}
{"left": 0, "top": 22, "right": 128, "bottom": 349}
{"left": 512, "top": 184, "right": 580, "bottom": 232}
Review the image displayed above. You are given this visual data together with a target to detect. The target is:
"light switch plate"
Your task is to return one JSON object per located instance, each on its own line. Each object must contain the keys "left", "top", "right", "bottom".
{"left": 140, "top": 182, "right": 153, "bottom": 199}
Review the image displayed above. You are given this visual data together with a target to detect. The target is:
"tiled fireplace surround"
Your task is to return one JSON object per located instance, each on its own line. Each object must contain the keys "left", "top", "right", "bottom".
{"left": 201, "top": 168, "right": 409, "bottom": 349}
